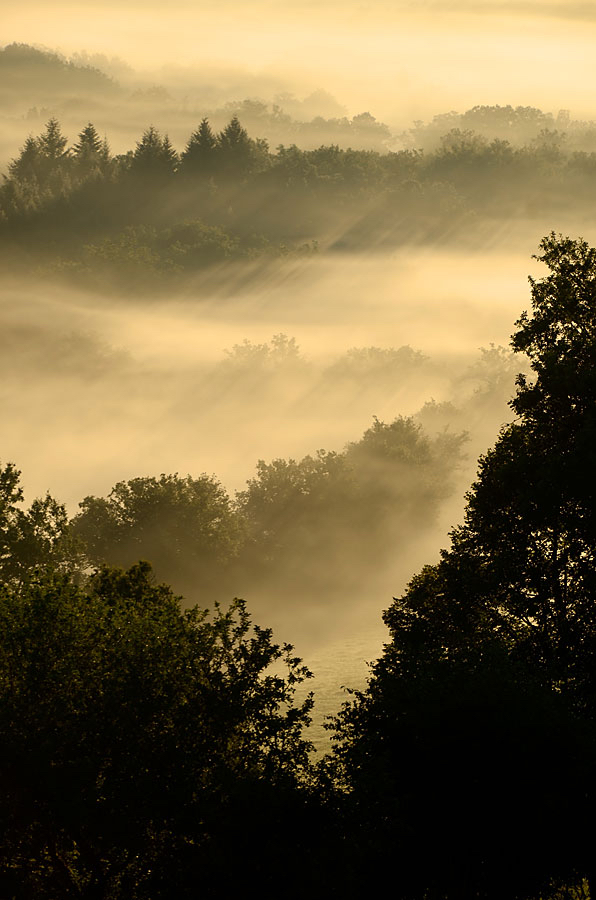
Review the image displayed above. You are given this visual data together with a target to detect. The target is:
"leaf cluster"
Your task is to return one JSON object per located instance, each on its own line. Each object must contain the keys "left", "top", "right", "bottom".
{"left": 327, "top": 235, "right": 596, "bottom": 897}
{"left": 0, "top": 563, "right": 315, "bottom": 897}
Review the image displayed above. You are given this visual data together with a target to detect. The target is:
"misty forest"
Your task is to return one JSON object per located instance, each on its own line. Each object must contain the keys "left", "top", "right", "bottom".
{"left": 4, "top": 6, "right": 596, "bottom": 897}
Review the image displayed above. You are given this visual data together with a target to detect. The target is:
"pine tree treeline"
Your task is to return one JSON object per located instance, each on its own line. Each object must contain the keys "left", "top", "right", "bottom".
{"left": 0, "top": 116, "right": 315, "bottom": 280}
{"left": 6, "top": 115, "right": 596, "bottom": 285}
{"left": 3, "top": 115, "right": 269, "bottom": 201}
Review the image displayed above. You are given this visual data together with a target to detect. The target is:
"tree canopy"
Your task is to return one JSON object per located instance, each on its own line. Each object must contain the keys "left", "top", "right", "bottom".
{"left": 236, "top": 415, "right": 465, "bottom": 601}
{"left": 7, "top": 111, "right": 596, "bottom": 289}
{"left": 328, "top": 234, "right": 596, "bottom": 899}
{"left": 72, "top": 472, "right": 242, "bottom": 598}
{"left": 0, "top": 461, "right": 77, "bottom": 585}
{"left": 0, "top": 563, "right": 315, "bottom": 897}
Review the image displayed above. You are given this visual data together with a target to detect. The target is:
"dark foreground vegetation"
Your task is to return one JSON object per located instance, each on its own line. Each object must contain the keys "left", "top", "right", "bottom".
{"left": 7, "top": 102, "right": 596, "bottom": 289}
{"left": 2, "top": 234, "right": 596, "bottom": 897}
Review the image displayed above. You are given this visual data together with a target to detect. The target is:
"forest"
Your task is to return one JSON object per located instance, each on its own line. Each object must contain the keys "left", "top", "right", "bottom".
{"left": 2, "top": 234, "right": 596, "bottom": 898}
{"left": 4, "top": 18, "right": 596, "bottom": 898}
{"left": 5, "top": 83, "right": 596, "bottom": 292}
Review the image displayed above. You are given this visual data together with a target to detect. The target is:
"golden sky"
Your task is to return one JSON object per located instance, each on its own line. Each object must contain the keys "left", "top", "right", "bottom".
{"left": 5, "top": 0, "right": 596, "bottom": 118}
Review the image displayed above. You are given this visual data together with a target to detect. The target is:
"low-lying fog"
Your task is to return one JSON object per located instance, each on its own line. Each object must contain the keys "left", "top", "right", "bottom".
{"left": 3, "top": 247, "right": 537, "bottom": 746}
{"left": 4, "top": 248, "right": 531, "bottom": 506}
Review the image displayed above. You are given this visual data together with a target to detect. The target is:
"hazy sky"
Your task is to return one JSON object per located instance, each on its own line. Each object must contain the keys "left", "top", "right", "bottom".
{"left": 6, "top": 0, "right": 596, "bottom": 119}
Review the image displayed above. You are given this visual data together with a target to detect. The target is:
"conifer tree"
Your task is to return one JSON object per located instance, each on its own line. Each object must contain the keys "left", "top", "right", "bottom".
{"left": 130, "top": 125, "right": 178, "bottom": 177}
{"left": 37, "top": 118, "right": 68, "bottom": 161}
{"left": 180, "top": 117, "right": 218, "bottom": 175}
{"left": 160, "top": 134, "right": 178, "bottom": 172}
{"left": 72, "top": 122, "right": 102, "bottom": 158}
{"left": 7, "top": 136, "right": 42, "bottom": 182}
{"left": 72, "top": 123, "right": 110, "bottom": 175}
{"left": 217, "top": 115, "right": 258, "bottom": 176}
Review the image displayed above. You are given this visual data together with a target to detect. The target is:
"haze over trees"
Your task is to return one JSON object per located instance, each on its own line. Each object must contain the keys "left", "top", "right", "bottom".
{"left": 3, "top": 236, "right": 596, "bottom": 896}
{"left": 6, "top": 27, "right": 596, "bottom": 898}
{"left": 7, "top": 95, "right": 596, "bottom": 290}
{"left": 0, "top": 42, "right": 392, "bottom": 169}
{"left": 70, "top": 415, "right": 465, "bottom": 604}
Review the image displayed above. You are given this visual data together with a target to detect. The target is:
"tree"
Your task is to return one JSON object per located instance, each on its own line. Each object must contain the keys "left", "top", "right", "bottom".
{"left": 37, "top": 117, "right": 68, "bottom": 162}
{"left": 72, "top": 472, "right": 242, "bottom": 598}
{"left": 217, "top": 116, "right": 267, "bottom": 177}
{"left": 219, "top": 333, "right": 305, "bottom": 381}
{"left": 455, "top": 233, "right": 596, "bottom": 709}
{"left": 72, "top": 122, "right": 110, "bottom": 174}
{"left": 0, "top": 461, "right": 78, "bottom": 584}
{"left": 6, "top": 120, "right": 70, "bottom": 190}
{"left": 180, "top": 117, "right": 218, "bottom": 176}
{"left": 329, "top": 638, "right": 592, "bottom": 899}
{"left": 328, "top": 235, "right": 596, "bottom": 898}
{"left": 7, "top": 135, "right": 43, "bottom": 183}
{"left": 236, "top": 417, "right": 465, "bottom": 601}
{"left": 129, "top": 125, "right": 178, "bottom": 178}
{"left": 0, "top": 562, "right": 315, "bottom": 897}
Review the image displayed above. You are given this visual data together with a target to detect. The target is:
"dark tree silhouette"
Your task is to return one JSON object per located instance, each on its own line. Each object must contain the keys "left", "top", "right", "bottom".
{"left": 180, "top": 117, "right": 218, "bottom": 175}
{"left": 130, "top": 125, "right": 178, "bottom": 178}
{"left": 0, "top": 563, "right": 315, "bottom": 897}
{"left": 37, "top": 117, "right": 68, "bottom": 161}
{"left": 328, "top": 234, "right": 596, "bottom": 899}
{"left": 72, "top": 122, "right": 110, "bottom": 174}
{"left": 7, "top": 135, "right": 42, "bottom": 182}
{"left": 0, "top": 461, "right": 79, "bottom": 584}
{"left": 217, "top": 115, "right": 267, "bottom": 177}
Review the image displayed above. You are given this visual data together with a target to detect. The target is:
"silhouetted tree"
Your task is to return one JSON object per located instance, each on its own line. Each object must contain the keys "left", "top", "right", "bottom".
{"left": 328, "top": 234, "right": 596, "bottom": 897}
{"left": 72, "top": 121, "right": 102, "bottom": 156}
{"left": 0, "top": 563, "right": 315, "bottom": 897}
{"left": 130, "top": 125, "right": 178, "bottom": 178}
{"left": 180, "top": 117, "right": 218, "bottom": 176}
{"left": 217, "top": 115, "right": 267, "bottom": 177}
{"left": 7, "top": 136, "right": 43, "bottom": 183}
{"left": 37, "top": 117, "right": 68, "bottom": 161}
{"left": 5, "top": 119, "right": 70, "bottom": 193}
{"left": 0, "top": 461, "right": 79, "bottom": 584}
{"left": 72, "top": 122, "right": 110, "bottom": 174}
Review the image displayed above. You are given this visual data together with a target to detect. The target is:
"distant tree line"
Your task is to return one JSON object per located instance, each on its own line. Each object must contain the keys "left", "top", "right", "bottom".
{"left": 5, "top": 115, "right": 596, "bottom": 286}
{"left": 0, "top": 43, "right": 393, "bottom": 152}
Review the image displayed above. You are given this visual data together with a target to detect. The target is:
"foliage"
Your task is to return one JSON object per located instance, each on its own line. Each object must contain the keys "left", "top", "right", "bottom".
{"left": 0, "top": 461, "right": 79, "bottom": 584}
{"left": 217, "top": 114, "right": 269, "bottom": 177}
{"left": 80, "top": 221, "right": 249, "bottom": 280}
{"left": 220, "top": 333, "right": 305, "bottom": 375}
{"left": 70, "top": 415, "right": 465, "bottom": 607}
{"left": 0, "top": 563, "right": 315, "bottom": 897}
{"left": 72, "top": 473, "right": 242, "bottom": 598}
{"left": 324, "top": 344, "right": 427, "bottom": 382}
{"left": 327, "top": 235, "right": 596, "bottom": 897}
{"left": 180, "top": 117, "right": 218, "bottom": 175}
{"left": 72, "top": 123, "right": 111, "bottom": 175}
{"left": 237, "top": 416, "right": 465, "bottom": 594}
{"left": 129, "top": 125, "right": 178, "bottom": 178}
{"left": 6, "top": 109, "right": 596, "bottom": 285}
